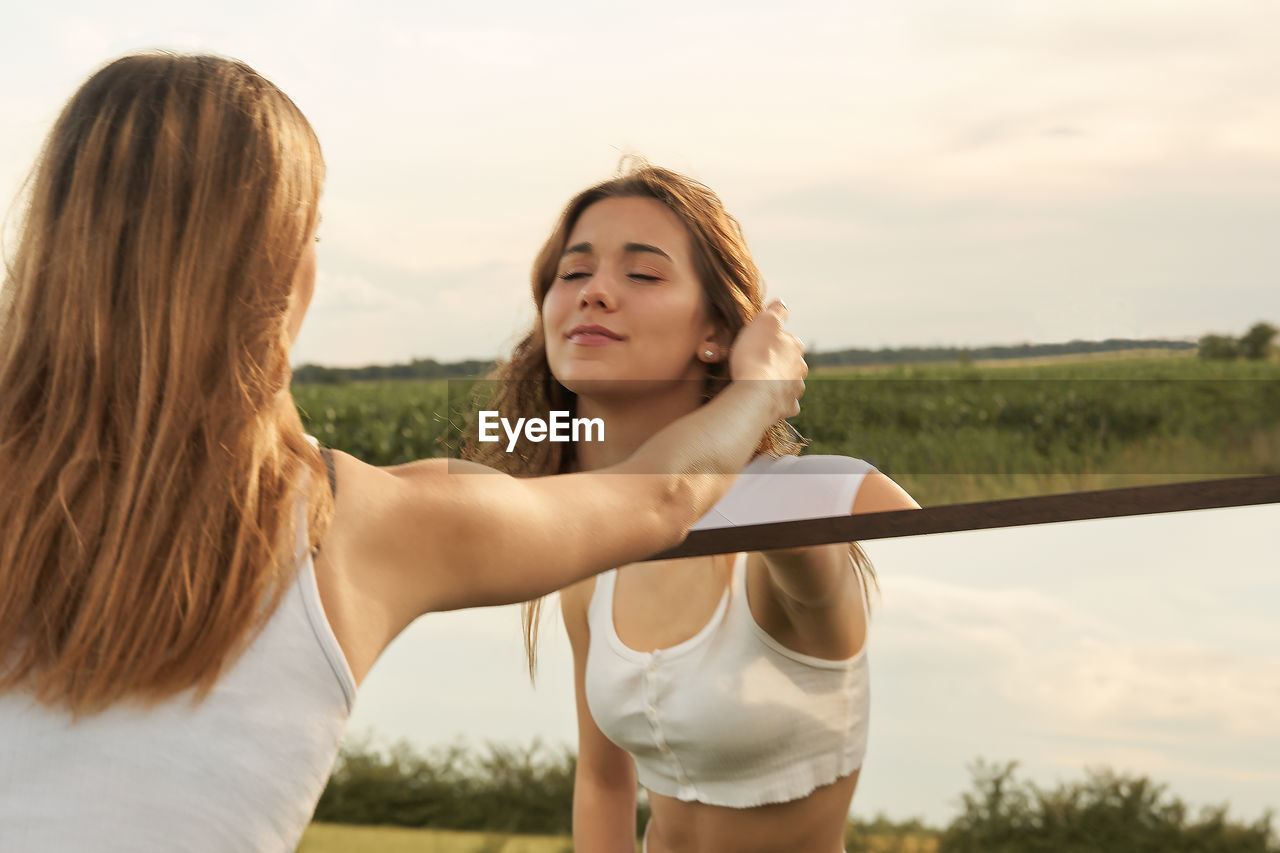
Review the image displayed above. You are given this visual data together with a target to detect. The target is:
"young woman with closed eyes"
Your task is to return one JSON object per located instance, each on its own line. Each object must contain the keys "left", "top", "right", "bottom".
{"left": 466, "top": 164, "right": 919, "bottom": 853}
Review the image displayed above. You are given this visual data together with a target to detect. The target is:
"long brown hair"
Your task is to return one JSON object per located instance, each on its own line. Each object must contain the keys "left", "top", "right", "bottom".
{"left": 462, "top": 161, "right": 876, "bottom": 677}
{"left": 0, "top": 53, "right": 331, "bottom": 715}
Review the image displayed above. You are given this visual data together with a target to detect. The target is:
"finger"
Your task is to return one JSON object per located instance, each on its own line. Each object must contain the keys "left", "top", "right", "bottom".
{"left": 764, "top": 298, "right": 789, "bottom": 322}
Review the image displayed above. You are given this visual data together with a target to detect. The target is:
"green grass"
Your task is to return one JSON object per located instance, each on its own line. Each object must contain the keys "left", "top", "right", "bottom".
{"left": 291, "top": 355, "right": 1280, "bottom": 506}
{"left": 292, "top": 380, "right": 451, "bottom": 467}
{"left": 794, "top": 357, "right": 1280, "bottom": 503}
{"left": 297, "top": 822, "right": 600, "bottom": 853}
{"left": 297, "top": 822, "right": 939, "bottom": 853}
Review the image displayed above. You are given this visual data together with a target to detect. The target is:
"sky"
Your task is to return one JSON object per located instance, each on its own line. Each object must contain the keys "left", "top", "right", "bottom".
{"left": 2, "top": 0, "right": 1277, "bottom": 829}
{"left": 3, "top": 1, "right": 1279, "bottom": 368}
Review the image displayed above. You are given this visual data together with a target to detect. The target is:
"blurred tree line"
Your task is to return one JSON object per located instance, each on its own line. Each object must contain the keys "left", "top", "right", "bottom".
{"left": 1199, "top": 321, "right": 1277, "bottom": 361}
{"left": 935, "top": 761, "right": 1277, "bottom": 853}
{"left": 291, "top": 339, "right": 1203, "bottom": 384}
{"left": 293, "top": 357, "right": 496, "bottom": 384}
{"left": 808, "top": 338, "right": 1195, "bottom": 368}
{"left": 313, "top": 741, "right": 1277, "bottom": 851}
{"left": 313, "top": 738, "right": 582, "bottom": 835}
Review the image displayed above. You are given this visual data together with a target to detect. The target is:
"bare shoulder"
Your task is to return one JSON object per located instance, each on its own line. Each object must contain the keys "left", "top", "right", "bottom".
{"left": 322, "top": 449, "right": 405, "bottom": 531}
{"left": 317, "top": 451, "right": 435, "bottom": 567}
{"left": 851, "top": 471, "right": 920, "bottom": 514}
{"left": 309, "top": 450, "right": 421, "bottom": 683}
{"left": 314, "top": 451, "right": 469, "bottom": 626}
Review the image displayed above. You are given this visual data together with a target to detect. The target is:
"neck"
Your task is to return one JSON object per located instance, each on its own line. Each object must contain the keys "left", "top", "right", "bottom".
{"left": 573, "top": 382, "right": 709, "bottom": 472}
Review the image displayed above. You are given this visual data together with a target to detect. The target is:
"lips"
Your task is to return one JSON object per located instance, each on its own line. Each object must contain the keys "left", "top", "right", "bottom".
{"left": 567, "top": 324, "right": 624, "bottom": 345}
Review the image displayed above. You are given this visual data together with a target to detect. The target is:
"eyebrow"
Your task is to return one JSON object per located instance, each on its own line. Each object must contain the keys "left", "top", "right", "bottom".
{"left": 561, "top": 241, "right": 673, "bottom": 261}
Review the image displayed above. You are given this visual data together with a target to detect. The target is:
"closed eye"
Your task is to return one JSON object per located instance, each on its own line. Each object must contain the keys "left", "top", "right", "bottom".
{"left": 557, "top": 271, "right": 660, "bottom": 282}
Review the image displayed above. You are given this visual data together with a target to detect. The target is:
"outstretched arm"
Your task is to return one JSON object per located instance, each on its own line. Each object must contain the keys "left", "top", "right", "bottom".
{"left": 315, "top": 301, "right": 805, "bottom": 669}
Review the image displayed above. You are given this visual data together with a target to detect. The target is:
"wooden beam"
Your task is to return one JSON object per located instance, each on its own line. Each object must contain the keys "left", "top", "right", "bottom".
{"left": 649, "top": 474, "right": 1280, "bottom": 560}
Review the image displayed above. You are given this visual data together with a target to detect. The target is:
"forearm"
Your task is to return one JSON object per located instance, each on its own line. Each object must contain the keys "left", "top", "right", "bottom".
{"left": 573, "top": 776, "right": 639, "bottom": 853}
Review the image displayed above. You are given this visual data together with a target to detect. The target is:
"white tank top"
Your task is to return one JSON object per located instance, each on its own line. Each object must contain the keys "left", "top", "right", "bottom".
{"left": 0, "top": 500, "right": 356, "bottom": 851}
{"left": 584, "top": 454, "right": 875, "bottom": 808}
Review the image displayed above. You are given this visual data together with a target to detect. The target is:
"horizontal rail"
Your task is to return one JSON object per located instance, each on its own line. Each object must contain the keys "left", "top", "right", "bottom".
{"left": 650, "top": 474, "right": 1280, "bottom": 560}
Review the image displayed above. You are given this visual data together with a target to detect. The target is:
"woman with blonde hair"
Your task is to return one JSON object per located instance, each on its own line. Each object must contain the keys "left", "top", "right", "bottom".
{"left": 466, "top": 163, "right": 919, "bottom": 852}
{"left": 0, "top": 55, "right": 806, "bottom": 851}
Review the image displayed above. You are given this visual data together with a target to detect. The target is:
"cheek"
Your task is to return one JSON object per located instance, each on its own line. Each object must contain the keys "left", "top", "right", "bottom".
{"left": 541, "top": 290, "right": 567, "bottom": 357}
{"left": 541, "top": 291, "right": 561, "bottom": 336}
{"left": 662, "top": 293, "right": 712, "bottom": 343}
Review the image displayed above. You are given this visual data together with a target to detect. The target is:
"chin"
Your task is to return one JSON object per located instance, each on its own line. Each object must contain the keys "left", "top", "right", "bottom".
{"left": 550, "top": 354, "right": 614, "bottom": 383}
{"left": 550, "top": 356, "right": 705, "bottom": 401}
{"left": 554, "top": 372, "right": 630, "bottom": 399}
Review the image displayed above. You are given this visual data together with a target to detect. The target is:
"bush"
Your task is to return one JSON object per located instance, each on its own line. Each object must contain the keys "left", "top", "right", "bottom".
{"left": 1198, "top": 334, "right": 1239, "bottom": 360}
{"left": 938, "top": 760, "right": 1278, "bottom": 853}
{"left": 845, "top": 812, "right": 938, "bottom": 851}
{"left": 312, "top": 737, "right": 652, "bottom": 837}
{"left": 1240, "top": 322, "right": 1278, "bottom": 361}
{"left": 313, "top": 742, "right": 1279, "bottom": 850}
{"left": 1200, "top": 321, "right": 1277, "bottom": 361}
{"left": 313, "top": 738, "right": 578, "bottom": 834}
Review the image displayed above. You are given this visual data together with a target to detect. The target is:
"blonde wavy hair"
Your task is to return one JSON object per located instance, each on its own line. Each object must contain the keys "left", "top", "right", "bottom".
{"left": 0, "top": 53, "right": 331, "bottom": 716}
{"left": 462, "top": 162, "right": 875, "bottom": 678}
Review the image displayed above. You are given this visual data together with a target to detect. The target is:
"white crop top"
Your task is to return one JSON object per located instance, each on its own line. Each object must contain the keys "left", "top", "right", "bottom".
{"left": 0, "top": 490, "right": 356, "bottom": 852}
{"left": 584, "top": 454, "right": 876, "bottom": 808}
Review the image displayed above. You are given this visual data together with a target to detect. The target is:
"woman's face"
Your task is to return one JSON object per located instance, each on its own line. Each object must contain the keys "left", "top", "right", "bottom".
{"left": 542, "top": 196, "right": 721, "bottom": 396}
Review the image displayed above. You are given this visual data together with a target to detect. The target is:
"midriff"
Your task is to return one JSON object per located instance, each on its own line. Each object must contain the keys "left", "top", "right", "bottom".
{"left": 644, "top": 769, "right": 860, "bottom": 853}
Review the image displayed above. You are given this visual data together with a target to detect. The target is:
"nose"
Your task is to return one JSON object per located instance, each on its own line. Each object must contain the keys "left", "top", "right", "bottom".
{"left": 578, "top": 269, "right": 618, "bottom": 310}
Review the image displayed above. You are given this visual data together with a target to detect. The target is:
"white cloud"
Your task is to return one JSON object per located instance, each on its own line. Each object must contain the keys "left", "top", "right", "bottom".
{"left": 1019, "top": 641, "right": 1280, "bottom": 740}
{"left": 877, "top": 575, "right": 1102, "bottom": 652}
{"left": 311, "top": 270, "right": 408, "bottom": 312}
{"left": 1039, "top": 744, "right": 1280, "bottom": 787}
{"left": 875, "top": 574, "right": 1280, "bottom": 745}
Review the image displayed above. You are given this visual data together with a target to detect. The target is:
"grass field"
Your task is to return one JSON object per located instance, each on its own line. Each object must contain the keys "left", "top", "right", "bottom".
{"left": 292, "top": 353, "right": 1280, "bottom": 507}
{"left": 297, "top": 822, "right": 940, "bottom": 853}
{"left": 811, "top": 346, "right": 1199, "bottom": 372}
{"left": 298, "top": 823, "right": 579, "bottom": 853}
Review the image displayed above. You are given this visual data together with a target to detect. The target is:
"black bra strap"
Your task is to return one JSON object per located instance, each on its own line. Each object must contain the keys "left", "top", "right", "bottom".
{"left": 312, "top": 448, "right": 337, "bottom": 559}
{"left": 320, "top": 447, "right": 337, "bottom": 497}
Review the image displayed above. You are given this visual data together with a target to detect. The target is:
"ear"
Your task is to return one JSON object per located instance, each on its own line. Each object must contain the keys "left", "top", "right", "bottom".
{"left": 697, "top": 317, "right": 733, "bottom": 363}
